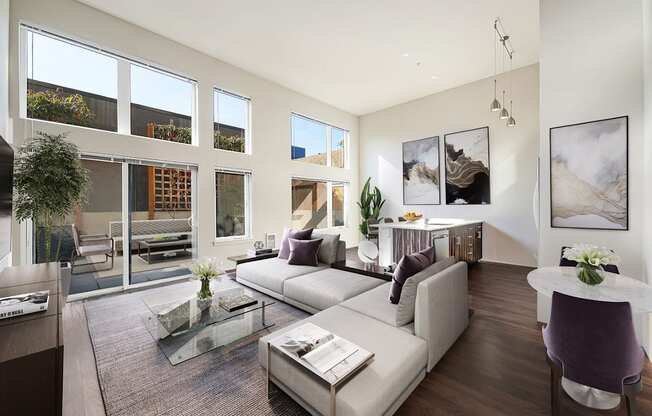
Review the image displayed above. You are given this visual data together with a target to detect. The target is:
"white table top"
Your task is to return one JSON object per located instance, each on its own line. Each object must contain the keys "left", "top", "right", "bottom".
{"left": 370, "top": 218, "right": 482, "bottom": 231}
{"left": 527, "top": 266, "right": 652, "bottom": 313}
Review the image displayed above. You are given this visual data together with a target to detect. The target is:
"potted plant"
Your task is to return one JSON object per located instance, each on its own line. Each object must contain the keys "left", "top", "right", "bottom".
{"left": 13, "top": 132, "right": 89, "bottom": 263}
{"left": 562, "top": 244, "right": 620, "bottom": 285}
{"left": 357, "top": 177, "right": 385, "bottom": 238}
{"left": 190, "top": 258, "right": 222, "bottom": 304}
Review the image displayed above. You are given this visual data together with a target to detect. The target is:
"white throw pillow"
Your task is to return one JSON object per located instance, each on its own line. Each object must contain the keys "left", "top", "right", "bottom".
{"left": 395, "top": 257, "right": 456, "bottom": 326}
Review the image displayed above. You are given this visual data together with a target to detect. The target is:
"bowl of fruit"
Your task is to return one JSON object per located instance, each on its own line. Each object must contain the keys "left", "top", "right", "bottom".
{"left": 403, "top": 211, "right": 423, "bottom": 222}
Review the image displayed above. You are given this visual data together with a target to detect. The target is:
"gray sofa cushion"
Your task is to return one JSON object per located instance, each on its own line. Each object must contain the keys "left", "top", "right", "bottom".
{"left": 340, "top": 282, "right": 400, "bottom": 327}
{"left": 396, "top": 257, "right": 456, "bottom": 326}
{"left": 283, "top": 268, "right": 383, "bottom": 311}
{"left": 312, "top": 233, "right": 340, "bottom": 265}
{"left": 235, "top": 257, "right": 327, "bottom": 294}
{"left": 259, "top": 305, "right": 428, "bottom": 416}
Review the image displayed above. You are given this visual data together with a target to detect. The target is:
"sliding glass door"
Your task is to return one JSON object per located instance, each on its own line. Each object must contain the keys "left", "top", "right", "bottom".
{"left": 128, "top": 162, "right": 196, "bottom": 285}
{"left": 61, "top": 156, "right": 197, "bottom": 298}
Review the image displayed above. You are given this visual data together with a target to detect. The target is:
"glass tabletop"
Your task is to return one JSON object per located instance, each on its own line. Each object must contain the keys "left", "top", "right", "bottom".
{"left": 141, "top": 277, "right": 275, "bottom": 365}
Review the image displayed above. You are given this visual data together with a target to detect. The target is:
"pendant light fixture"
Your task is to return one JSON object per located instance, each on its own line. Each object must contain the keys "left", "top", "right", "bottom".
{"left": 499, "top": 91, "right": 509, "bottom": 119}
{"left": 490, "top": 18, "right": 516, "bottom": 127}
{"left": 489, "top": 27, "right": 501, "bottom": 112}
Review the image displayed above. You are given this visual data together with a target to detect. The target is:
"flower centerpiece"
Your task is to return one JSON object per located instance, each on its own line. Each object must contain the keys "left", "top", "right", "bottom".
{"left": 190, "top": 258, "right": 222, "bottom": 300}
{"left": 562, "top": 244, "right": 620, "bottom": 285}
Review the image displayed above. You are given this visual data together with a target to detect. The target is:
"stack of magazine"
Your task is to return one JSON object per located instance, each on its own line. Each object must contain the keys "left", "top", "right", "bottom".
{"left": 280, "top": 323, "right": 360, "bottom": 375}
{"left": 0, "top": 290, "right": 49, "bottom": 320}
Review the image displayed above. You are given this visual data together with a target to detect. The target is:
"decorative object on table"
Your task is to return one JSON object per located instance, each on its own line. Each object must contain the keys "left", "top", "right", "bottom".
{"left": 357, "top": 240, "right": 379, "bottom": 267}
{"left": 444, "top": 127, "right": 490, "bottom": 205}
{"left": 402, "top": 137, "right": 440, "bottom": 205}
{"left": 253, "top": 240, "right": 265, "bottom": 250}
{"left": 0, "top": 290, "right": 49, "bottom": 320}
{"left": 218, "top": 294, "right": 258, "bottom": 312}
{"left": 402, "top": 211, "right": 423, "bottom": 222}
{"left": 562, "top": 244, "right": 620, "bottom": 286}
{"left": 13, "top": 131, "right": 89, "bottom": 263}
{"left": 489, "top": 18, "right": 517, "bottom": 127}
{"left": 358, "top": 177, "right": 385, "bottom": 238}
{"left": 543, "top": 291, "right": 644, "bottom": 413}
{"left": 550, "top": 116, "right": 628, "bottom": 230}
{"left": 265, "top": 232, "right": 277, "bottom": 249}
{"left": 247, "top": 240, "right": 273, "bottom": 256}
{"left": 189, "top": 257, "right": 222, "bottom": 301}
{"left": 559, "top": 246, "right": 620, "bottom": 274}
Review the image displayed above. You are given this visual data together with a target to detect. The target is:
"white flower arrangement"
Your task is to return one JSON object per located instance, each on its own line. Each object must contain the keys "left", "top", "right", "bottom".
{"left": 562, "top": 244, "right": 620, "bottom": 268}
{"left": 189, "top": 257, "right": 222, "bottom": 280}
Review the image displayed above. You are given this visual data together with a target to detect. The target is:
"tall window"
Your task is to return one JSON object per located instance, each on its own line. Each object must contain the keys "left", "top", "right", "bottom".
{"left": 26, "top": 29, "right": 118, "bottom": 131}
{"left": 214, "top": 89, "right": 250, "bottom": 153}
{"left": 291, "top": 179, "right": 346, "bottom": 230}
{"left": 216, "top": 170, "right": 250, "bottom": 238}
{"left": 130, "top": 65, "right": 194, "bottom": 142}
{"left": 22, "top": 25, "right": 197, "bottom": 144}
{"left": 291, "top": 114, "right": 347, "bottom": 168}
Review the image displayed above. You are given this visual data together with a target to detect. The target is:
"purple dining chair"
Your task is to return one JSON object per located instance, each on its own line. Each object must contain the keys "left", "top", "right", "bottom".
{"left": 560, "top": 246, "right": 620, "bottom": 274}
{"left": 543, "top": 291, "right": 645, "bottom": 416}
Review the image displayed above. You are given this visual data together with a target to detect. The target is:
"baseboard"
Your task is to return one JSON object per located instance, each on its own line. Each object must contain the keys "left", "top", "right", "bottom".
{"left": 478, "top": 258, "right": 537, "bottom": 268}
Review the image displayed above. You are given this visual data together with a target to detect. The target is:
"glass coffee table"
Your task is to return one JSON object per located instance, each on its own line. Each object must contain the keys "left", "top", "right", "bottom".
{"left": 142, "top": 278, "right": 275, "bottom": 365}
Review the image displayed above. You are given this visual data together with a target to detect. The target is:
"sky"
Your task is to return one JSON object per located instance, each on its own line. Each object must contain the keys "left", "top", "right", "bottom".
{"left": 28, "top": 30, "right": 245, "bottom": 123}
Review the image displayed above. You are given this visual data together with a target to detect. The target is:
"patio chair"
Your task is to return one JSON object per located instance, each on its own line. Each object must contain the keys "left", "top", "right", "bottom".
{"left": 70, "top": 224, "right": 115, "bottom": 275}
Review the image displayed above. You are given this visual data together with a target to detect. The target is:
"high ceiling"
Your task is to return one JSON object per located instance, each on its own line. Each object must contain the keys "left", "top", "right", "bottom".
{"left": 77, "top": 0, "right": 539, "bottom": 115}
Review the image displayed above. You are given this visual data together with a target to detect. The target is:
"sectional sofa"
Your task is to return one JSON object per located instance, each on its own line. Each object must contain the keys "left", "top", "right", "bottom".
{"left": 235, "top": 240, "right": 469, "bottom": 416}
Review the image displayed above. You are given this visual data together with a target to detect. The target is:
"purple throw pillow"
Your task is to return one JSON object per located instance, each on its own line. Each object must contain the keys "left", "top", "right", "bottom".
{"left": 287, "top": 238, "right": 323, "bottom": 266}
{"left": 278, "top": 228, "right": 313, "bottom": 259}
{"left": 389, "top": 246, "right": 435, "bottom": 304}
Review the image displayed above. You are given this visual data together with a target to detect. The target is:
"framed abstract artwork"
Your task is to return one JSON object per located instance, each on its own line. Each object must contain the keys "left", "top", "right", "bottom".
{"left": 402, "top": 137, "right": 440, "bottom": 205}
{"left": 444, "top": 127, "right": 490, "bottom": 204}
{"left": 549, "top": 116, "right": 628, "bottom": 230}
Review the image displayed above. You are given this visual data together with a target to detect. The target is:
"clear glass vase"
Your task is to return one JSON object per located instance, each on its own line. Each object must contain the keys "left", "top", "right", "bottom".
{"left": 576, "top": 263, "right": 605, "bottom": 285}
{"left": 197, "top": 278, "right": 213, "bottom": 300}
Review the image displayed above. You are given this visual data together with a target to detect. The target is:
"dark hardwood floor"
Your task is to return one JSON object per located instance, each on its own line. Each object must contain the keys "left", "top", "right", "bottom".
{"left": 62, "top": 261, "right": 652, "bottom": 415}
{"left": 396, "top": 262, "right": 652, "bottom": 416}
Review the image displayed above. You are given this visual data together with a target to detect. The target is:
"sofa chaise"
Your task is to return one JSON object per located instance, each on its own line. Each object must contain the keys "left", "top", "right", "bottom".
{"left": 235, "top": 239, "right": 469, "bottom": 416}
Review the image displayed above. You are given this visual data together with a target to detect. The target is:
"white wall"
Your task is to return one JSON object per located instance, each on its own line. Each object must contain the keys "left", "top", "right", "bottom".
{"left": 360, "top": 64, "right": 540, "bottom": 267}
{"left": 539, "top": 0, "right": 648, "bottom": 353}
{"left": 8, "top": 0, "right": 360, "bottom": 267}
{"left": 643, "top": 0, "right": 652, "bottom": 349}
{"left": 0, "top": 0, "right": 10, "bottom": 270}
{"left": 539, "top": 0, "right": 644, "bottom": 277}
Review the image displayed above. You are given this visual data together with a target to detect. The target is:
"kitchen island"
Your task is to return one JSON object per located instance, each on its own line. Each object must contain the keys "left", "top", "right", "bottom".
{"left": 371, "top": 219, "right": 483, "bottom": 266}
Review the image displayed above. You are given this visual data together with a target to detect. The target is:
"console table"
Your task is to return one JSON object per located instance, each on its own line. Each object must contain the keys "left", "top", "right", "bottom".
{"left": 0, "top": 262, "right": 68, "bottom": 416}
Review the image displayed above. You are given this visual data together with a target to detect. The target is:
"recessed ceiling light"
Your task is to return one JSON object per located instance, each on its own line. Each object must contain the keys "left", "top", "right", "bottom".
{"left": 431, "top": 75, "right": 439, "bottom": 80}
{"left": 401, "top": 53, "right": 409, "bottom": 57}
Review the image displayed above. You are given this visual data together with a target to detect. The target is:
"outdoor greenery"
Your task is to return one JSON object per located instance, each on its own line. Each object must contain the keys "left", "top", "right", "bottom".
{"left": 13, "top": 132, "right": 89, "bottom": 263}
{"left": 214, "top": 132, "right": 245, "bottom": 152}
{"left": 358, "top": 177, "right": 385, "bottom": 238}
{"left": 27, "top": 89, "right": 95, "bottom": 127}
{"left": 153, "top": 122, "right": 192, "bottom": 144}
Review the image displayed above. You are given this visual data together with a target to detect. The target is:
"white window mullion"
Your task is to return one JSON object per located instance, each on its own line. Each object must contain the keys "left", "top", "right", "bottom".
{"left": 18, "top": 28, "right": 28, "bottom": 118}
{"left": 121, "top": 162, "right": 130, "bottom": 288}
{"left": 117, "top": 60, "right": 131, "bottom": 135}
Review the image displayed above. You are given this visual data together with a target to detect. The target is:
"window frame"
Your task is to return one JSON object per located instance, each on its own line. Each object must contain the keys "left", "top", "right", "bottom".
{"left": 213, "top": 87, "right": 252, "bottom": 155}
{"left": 19, "top": 23, "right": 199, "bottom": 146}
{"left": 290, "top": 113, "right": 349, "bottom": 168}
{"left": 214, "top": 168, "right": 252, "bottom": 242}
{"left": 290, "top": 176, "right": 348, "bottom": 231}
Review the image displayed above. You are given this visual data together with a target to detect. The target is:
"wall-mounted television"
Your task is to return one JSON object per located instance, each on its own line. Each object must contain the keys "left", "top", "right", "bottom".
{"left": 0, "top": 135, "right": 13, "bottom": 260}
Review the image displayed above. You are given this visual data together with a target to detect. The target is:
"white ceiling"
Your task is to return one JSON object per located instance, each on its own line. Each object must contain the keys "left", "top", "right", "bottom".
{"left": 77, "top": 0, "right": 539, "bottom": 115}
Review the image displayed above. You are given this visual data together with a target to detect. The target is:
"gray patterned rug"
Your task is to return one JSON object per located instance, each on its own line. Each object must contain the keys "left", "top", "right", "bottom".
{"left": 84, "top": 280, "right": 310, "bottom": 416}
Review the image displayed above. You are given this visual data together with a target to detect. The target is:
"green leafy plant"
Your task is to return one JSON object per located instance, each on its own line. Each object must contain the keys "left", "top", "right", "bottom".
{"left": 26, "top": 89, "right": 94, "bottom": 127}
{"left": 13, "top": 132, "right": 89, "bottom": 263}
{"left": 357, "top": 177, "right": 385, "bottom": 238}
{"left": 153, "top": 121, "right": 192, "bottom": 144}
{"left": 214, "top": 133, "right": 245, "bottom": 152}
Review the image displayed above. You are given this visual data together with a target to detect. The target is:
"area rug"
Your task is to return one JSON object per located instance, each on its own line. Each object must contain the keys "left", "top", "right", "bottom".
{"left": 84, "top": 279, "right": 310, "bottom": 416}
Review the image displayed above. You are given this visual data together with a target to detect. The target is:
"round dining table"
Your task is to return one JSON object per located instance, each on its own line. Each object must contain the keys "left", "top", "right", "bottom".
{"left": 527, "top": 266, "right": 652, "bottom": 410}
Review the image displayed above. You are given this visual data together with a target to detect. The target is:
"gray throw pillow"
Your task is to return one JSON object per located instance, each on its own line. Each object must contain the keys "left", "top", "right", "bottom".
{"left": 287, "top": 238, "right": 323, "bottom": 266}
{"left": 395, "top": 257, "right": 456, "bottom": 326}
{"left": 312, "top": 233, "right": 341, "bottom": 264}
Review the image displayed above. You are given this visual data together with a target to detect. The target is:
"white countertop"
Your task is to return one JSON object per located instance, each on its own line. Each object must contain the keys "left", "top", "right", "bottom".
{"left": 370, "top": 218, "right": 482, "bottom": 231}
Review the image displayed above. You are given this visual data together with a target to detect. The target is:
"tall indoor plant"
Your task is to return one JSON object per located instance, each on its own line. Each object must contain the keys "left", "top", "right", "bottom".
{"left": 13, "top": 132, "right": 89, "bottom": 263}
{"left": 358, "top": 177, "right": 385, "bottom": 238}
